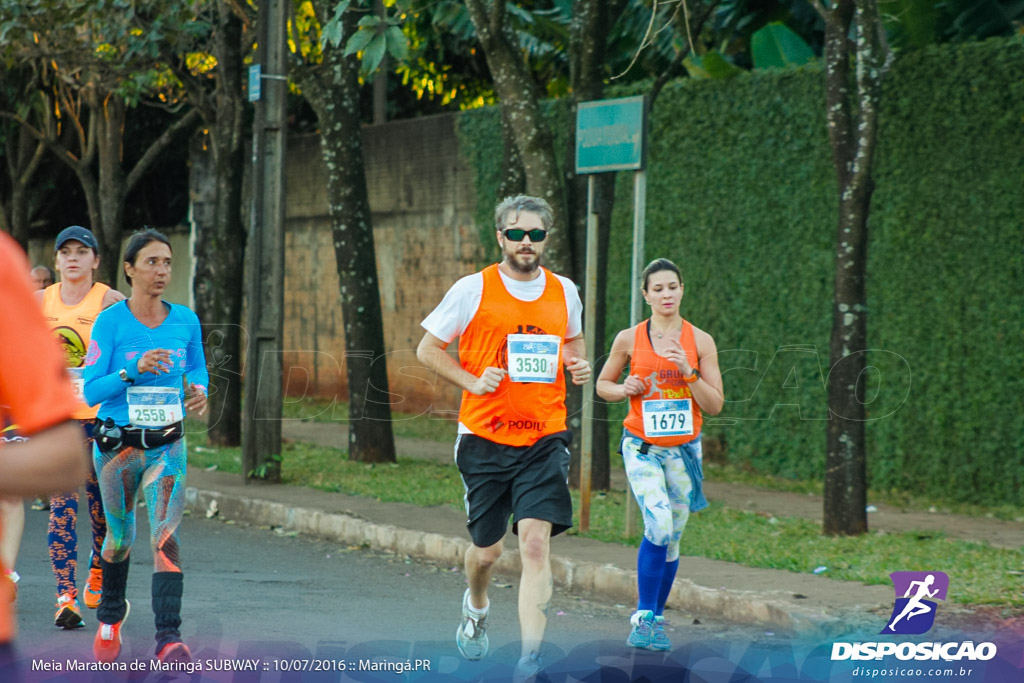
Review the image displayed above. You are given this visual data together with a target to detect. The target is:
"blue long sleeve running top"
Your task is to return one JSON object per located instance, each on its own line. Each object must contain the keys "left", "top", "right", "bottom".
{"left": 83, "top": 300, "right": 208, "bottom": 427}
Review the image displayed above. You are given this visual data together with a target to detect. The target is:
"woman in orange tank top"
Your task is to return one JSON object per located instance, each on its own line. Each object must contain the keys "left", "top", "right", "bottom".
{"left": 38, "top": 227, "right": 124, "bottom": 631}
{"left": 597, "top": 258, "right": 724, "bottom": 652}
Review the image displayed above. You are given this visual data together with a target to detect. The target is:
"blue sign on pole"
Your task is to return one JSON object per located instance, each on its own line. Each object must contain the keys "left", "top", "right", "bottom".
{"left": 248, "top": 64, "right": 262, "bottom": 103}
{"left": 575, "top": 96, "right": 647, "bottom": 173}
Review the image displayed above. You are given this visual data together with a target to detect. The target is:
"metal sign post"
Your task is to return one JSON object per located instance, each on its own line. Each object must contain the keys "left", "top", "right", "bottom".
{"left": 575, "top": 96, "right": 648, "bottom": 532}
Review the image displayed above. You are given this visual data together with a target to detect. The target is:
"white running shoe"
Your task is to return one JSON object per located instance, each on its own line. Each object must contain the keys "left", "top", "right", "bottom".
{"left": 455, "top": 588, "right": 489, "bottom": 660}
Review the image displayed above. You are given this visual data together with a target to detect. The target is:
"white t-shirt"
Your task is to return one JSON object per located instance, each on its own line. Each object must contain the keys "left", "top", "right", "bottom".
{"left": 421, "top": 268, "right": 583, "bottom": 343}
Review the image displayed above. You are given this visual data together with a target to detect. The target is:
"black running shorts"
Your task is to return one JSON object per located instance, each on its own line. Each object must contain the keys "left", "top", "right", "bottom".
{"left": 455, "top": 430, "right": 573, "bottom": 548}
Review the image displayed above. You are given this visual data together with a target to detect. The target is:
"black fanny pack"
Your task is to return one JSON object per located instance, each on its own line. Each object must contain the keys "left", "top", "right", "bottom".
{"left": 94, "top": 418, "right": 184, "bottom": 452}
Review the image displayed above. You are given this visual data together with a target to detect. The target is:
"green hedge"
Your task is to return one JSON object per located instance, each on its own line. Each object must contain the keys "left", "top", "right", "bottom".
{"left": 456, "top": 37, "right": 1024, "bottom": 505}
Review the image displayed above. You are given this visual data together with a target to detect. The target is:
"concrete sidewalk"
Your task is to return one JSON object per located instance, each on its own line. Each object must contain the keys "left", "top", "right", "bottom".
{"left": 281, "top": 420, "right": 1024, "bottom": 550}
{"left": 184, "top": 466, "right": 893, "bottom": 640}
{"left": 179, "top": 420, "right": 1023, "bottom": 640}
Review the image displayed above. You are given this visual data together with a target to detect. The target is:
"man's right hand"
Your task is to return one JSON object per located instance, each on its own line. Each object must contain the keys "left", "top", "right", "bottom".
{"left": 467, "top": 367, "right": 505, "bottom": 395}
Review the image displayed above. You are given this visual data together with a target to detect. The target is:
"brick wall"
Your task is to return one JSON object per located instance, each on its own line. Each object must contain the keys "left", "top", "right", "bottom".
{"left": 281, "top": 113, "right": 487, "bottom": 417}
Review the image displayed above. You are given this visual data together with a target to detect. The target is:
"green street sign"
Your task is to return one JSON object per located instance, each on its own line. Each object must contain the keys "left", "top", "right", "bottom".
{"left": 575, "top": 96, "right": 647, "bottom": 173}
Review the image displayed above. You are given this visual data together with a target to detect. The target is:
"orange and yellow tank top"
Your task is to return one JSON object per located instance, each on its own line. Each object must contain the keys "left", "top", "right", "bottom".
{"left": 42, "top": 282, "right": 110, "bottom": 420}
{"left": 623, "top": 318, "right": 703, "bottom": 446}
{"left": 458, "top": 265, "right": 569, "bottom": 447}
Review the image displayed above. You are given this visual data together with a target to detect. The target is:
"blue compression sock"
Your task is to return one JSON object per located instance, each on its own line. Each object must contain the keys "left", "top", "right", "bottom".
{"left": 655, "top": 558, "right": 679, "bottom": 617}
{"left": 637, "top": 538, "right": 668, "bottom": 613}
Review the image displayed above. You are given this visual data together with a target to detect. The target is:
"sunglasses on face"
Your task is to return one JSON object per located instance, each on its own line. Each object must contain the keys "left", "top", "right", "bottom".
{"left": 502, "top": 228, "right": 548, "bottom": 242}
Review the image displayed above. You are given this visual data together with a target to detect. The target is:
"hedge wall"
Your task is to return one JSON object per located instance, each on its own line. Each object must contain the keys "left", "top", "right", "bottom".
{"left": 456, "top": 37, "right": 1024, "bottom": 505}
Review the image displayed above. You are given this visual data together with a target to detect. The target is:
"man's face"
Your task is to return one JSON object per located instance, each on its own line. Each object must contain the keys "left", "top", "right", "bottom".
{"left": 498, "top": 210, "right": 547, "bottom": 275}
{"left": 31, "top": 267, "right": 54, "bottom": 289}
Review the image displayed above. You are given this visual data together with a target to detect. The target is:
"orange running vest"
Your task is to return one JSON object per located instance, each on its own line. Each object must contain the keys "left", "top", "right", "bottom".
{"left": 457, "top": 264, "right": 569, "bottom": 447}
{"left": 42, "top": 282, "right": 110, "bottom": 420}
{"left": 623, "top": 319, "right": 703, "bottom": 446}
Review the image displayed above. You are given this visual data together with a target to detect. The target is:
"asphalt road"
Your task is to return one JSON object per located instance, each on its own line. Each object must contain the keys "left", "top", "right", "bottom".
{"left": 9, "top": 499, "right": 783, "bottom": 682}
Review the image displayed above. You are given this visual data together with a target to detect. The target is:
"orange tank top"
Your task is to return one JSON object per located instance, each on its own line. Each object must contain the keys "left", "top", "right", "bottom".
{"left": 42, "top": 282, "right": 110, "bottom": 419}
{"left": 623, "top": 319, "right": 703, "bottom": 446}
{"left": 458, "top": 265, "right": 569, "bottom": 446}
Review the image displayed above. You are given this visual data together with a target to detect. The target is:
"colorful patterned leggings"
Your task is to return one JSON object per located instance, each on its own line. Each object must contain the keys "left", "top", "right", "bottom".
{"left": 621, "top": 434, "right": 697, "bottom": 562}
{"left": 92, "top": 438, "right": 187, "bottom": 573}
{"left": 48, "top": 420, "right": 106, "bottom": 595}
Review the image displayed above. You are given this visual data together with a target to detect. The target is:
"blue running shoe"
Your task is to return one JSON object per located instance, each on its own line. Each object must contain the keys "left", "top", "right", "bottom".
{"left": 651, "top": 616, "right": 672, "bottom": 651}
{"left": 626, "top": 610, "right": 655, "bottom": 649}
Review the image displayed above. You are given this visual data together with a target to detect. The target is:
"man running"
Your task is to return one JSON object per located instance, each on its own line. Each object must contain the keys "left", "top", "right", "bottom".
{"left": 417, "top": 195, "right": 591, "bottom": 681}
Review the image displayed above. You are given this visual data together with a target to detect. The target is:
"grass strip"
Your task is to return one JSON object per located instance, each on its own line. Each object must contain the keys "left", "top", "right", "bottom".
{"left": 183, "top": 425, "right": 1024, "bottom": 608}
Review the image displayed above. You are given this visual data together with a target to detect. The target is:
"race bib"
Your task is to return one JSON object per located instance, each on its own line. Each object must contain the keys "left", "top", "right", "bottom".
{"left": 641, "top": 399, "right": 694, "bottom": 437}
{"left": 127, "top": 386, "right": 183, "bottom": 427}
{"left": 506, "top": 334, "right": 561, "bottom": 383}
{"left": 68, "top": 367, "right": 85, "bottom": 404}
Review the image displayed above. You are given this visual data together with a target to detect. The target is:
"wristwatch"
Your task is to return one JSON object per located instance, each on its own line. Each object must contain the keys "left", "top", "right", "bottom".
{"left": 118, "top": 368, "right": 134, "bottom": 384}
{"left": 683, "top": 369, "right": 700, "bottom": 384}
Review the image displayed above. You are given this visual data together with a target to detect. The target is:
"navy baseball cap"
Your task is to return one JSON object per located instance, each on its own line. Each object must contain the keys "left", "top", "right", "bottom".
{"left": 54, "top": 225, "right": 98, "bottom": 252}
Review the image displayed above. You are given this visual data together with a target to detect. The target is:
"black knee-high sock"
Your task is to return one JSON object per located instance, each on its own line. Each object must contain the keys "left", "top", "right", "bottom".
{"left": 97, "top": 557, "right": 130, "bottom": 624}
{"left": 152, "top": 572, "right": 184, "bottom": 651}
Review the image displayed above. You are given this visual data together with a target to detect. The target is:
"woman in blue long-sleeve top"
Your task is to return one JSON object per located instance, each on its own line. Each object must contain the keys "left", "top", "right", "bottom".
{"left": 83, "top": 229, "right": 208, "bottom": 667}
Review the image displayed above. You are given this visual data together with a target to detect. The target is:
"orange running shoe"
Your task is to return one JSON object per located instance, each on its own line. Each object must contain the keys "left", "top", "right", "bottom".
{"left": 84, "top": 567, "right": 103, "bottom": 609}
{"left": 54, "top": 591, "right": 85, "bottom": 629}
{"left": 156, "top": 640, "right": 192, "bottom": 666}
{"left": 93, "top": 600, "right": 130, "bottom": 662}
{"left": 4, "top": 570, "right": 18, "bottom": 602}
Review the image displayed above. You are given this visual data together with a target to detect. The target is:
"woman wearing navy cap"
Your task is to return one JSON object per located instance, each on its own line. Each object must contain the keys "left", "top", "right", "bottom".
{"left": 39, "top": 226, "right": 124, "bottom": 629}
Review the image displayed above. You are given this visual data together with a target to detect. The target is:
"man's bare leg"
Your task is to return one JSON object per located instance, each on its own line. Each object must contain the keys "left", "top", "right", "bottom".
{"left": 466, "top": 540, "right": 503, "bottom": 610}
{"left": 517, "top": 518, "right": 552, "bottom": 658}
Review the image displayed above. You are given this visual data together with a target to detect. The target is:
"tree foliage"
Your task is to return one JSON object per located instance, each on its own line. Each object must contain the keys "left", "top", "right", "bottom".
{"left": 290, "top": 0, "right": 398, "bottom": 463}
{"left": 0, "top": 0, "right": 204, "bottom": 283}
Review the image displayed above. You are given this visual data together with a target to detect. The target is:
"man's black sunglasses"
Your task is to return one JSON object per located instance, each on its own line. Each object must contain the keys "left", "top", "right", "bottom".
{"left": 502, "top": 228, "right": 547, "bottom": 242}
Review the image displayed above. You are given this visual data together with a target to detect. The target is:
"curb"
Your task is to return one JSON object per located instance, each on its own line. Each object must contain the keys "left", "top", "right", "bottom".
{"left": 185, "top": 486, "right": 847, "bottom": 638}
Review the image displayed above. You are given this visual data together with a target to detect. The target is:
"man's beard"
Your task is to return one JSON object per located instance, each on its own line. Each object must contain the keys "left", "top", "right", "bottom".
{"left": 504, "top": 248, "right": 541, "bottom": 274}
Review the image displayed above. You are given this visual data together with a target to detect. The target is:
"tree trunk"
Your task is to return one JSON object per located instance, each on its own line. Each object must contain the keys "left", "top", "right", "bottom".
{"left": 560, "top": 0, "right": 627, "bottom": 491}
{"left": 3, "top": 122, "right": 46, "bottom": 250}
{"left": 95, "top": 96, "right": 128, "bottom": 286}
{"left": 497, "top": 105, "right": 526, "bottom": 201}
{"left": 294, "top": 5, "right": 396, "bottom": 463}
{"left": 192, "top": 3, "right": 247, "bottom": 447}
{"left": 464, "top": 0, "right": 571, "bottom": 277}
{"left": 47, "top": 90, "right": 201, "bottom": 287}
{"left": 816, "top": 0, "right": 890, "bottom": 536}
{"left": 564, "top": 167, "right": 615, "bottom": 490}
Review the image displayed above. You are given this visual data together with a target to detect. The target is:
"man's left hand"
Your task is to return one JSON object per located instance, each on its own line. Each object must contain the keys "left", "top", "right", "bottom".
{"left": 565, "top": 357, "right": 592, "bottom": 385}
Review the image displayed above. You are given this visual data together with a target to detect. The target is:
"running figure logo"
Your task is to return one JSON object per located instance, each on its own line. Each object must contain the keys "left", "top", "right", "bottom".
{"left": 880, "top": 571, "right": 949, "bottom": 635}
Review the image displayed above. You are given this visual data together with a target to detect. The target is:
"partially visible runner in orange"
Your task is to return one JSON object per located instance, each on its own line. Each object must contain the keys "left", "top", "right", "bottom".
{"left": 0, "top": 231, "right": 89, "bottom": 676}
